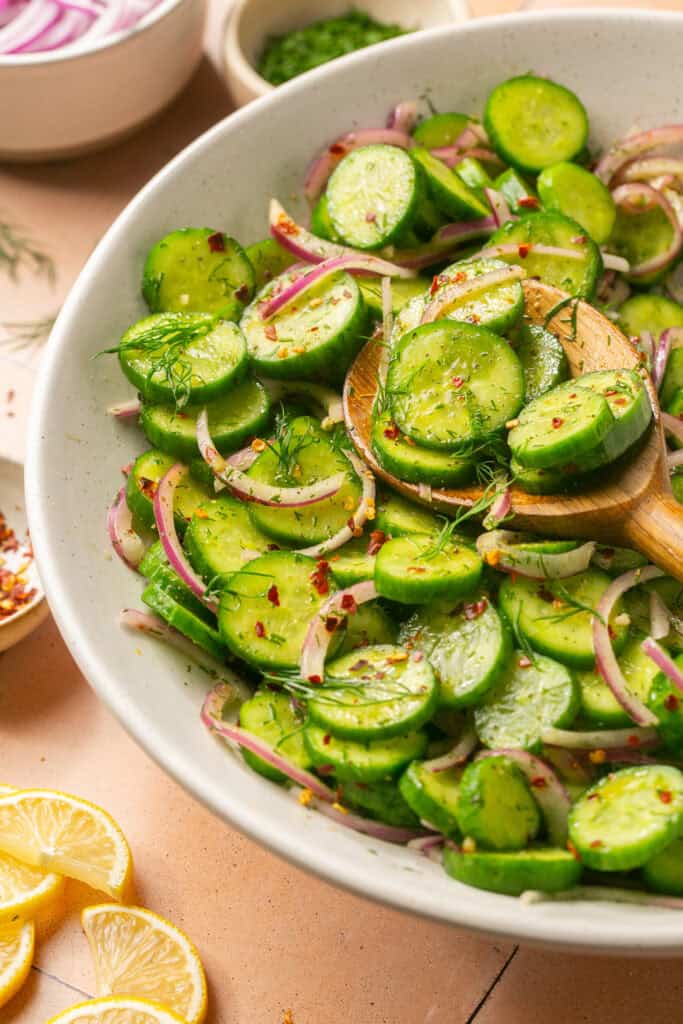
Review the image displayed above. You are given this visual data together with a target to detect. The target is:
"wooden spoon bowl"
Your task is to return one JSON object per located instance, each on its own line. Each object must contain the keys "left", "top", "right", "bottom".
{"left": 343, "top": 280, "right": 683, "bottom": 581}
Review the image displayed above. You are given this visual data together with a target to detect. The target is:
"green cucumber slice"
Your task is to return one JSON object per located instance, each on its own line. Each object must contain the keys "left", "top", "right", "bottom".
{"left": 411, "top": 147, "right": 490, "bottom": 220}
{"left": 138, "top": 540, "right": 215, "bottom": 623}
{"left": 443, "top": 844, "right": 582, "bottom": 896}
{"left": 513, "top": 323, "right": 569, "bottom": 403}
{"left": 618, "top": 293, "right": 683, "bottom": 345}
{"left": 337, "top": 601, "right": 398, "bottom": 655}
{"left": 375, "top": 534, "right": 482, "bottom": 605}
{"left": 399, "top": 761, "right": 462, "bottom": 838}
{"left": 375, "top": 491, "right": 441, "bottom": 538}
{"left": 239, "top": 688, "right": 310, "bottom": 783}
{"left": 455, "top": 157, "right": 493, "bottom": 196}
{"left": 456, "top": 756, "right": 541, "bottom": 851}
{"left": 610, "top": 200, "right": 678, "bottom": 285}
{"left": 647, "top": 653, "right": 683, "bottom": 750}
{"left": 474, "top": 649, "right": 578, "bottom": 751}
{"left": 591, "top": 544, "right": 648, "bottom": 575}
{"left": 510, "top": 458, "right": 575, "bottom": 495}
{"left": 309, "top": 644, "right": 439, "bottom": 740}
{"left": 184, "top": 495, "right": 274, "bottom": 584}
{"left": 244, "top": 238, "right": 297, "bottom": 290}
{"left": 568, "top": 369, "right": 652, "bottom": 471}
{"left": 372, "top": 411, "right": 474, "bottom": 488}
{"left": 537, "top": 162, "right": 616, "bottom": 245}
{"left": 665, "top": 389, "right": 683, "bottom": 450}
{"left": 359, "top": 275, "right": 430, "bottom": 319}
{"left": 578, "top": 633, "right": 661, "bottom": 727}
{"left": 303, "top": 724, "right": 427, "bottom": 782}
{"left": 310, "top": 193, "right": 341, "bottom": 242}
{"left": 342, "top": 779, "right": 420, "bottom": 827}
{"left": 493, "top": 168, "right": 538, "bottom": 214}
{"left": 125, "top": 448, "right": 211, "bottom": 535}
{"left": 141, "top": 582, "right": 225, "bottom": 659}
{"left": 329, "top": 536, "right": 375, "bottom": 587}
{"left": 642, "top": 837, "right": 683, "bottom": 895}
{"left": 424, "top": 256, "right": 525, "bottom": 335}
{"left": 484, "top": 75, "right": 589, "bottom": 174}
{"left": 412, "top": 112, "right": 470, "bottom": 149}
{"left": 662, "top": 349, "right": 683, "bottom": 409}
{"left": 142, "top": 228, "right": 254, "bottom": 320}
{"left": 569, "top": 766, "right": 683, "bottom": 871}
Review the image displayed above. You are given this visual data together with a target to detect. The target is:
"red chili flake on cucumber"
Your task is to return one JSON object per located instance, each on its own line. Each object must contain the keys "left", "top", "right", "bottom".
{"left": 254, "top": 620, "right": 266, "bottom": 638}
{"left": 452, "top": 376, "right": 464, "bottom": 389}
{"left": 367, "top": 530, "right": 387, "bottom": 555}
{"left": 310, "top": 562, "right": 330, "bottom": 595}
{"left": 518, "top": 655, "right": 533, "bottom": 668}
{"left": 329, "top": 142, "right": 347, "bottom": 155}
{"left": 267, "top": 584, "right": 280, "bottom": 607}
{"left": 517, "top": 243, "right": 531, "bottom": 258}
{"left": 383, "top": 422, "right": 400, "bottom": 440}
{"left": 308, "top": 674, "right": 322, "bottom": 684}
{"left": 658, "top": 790, "right": 673, "bottom": 804}
{"left": 325, "top": 615, "right": 341, "bottom": 632}
{"left": 518, "top": 196, "right": 540, "bottom": 209}
{"left": 207, "top": 232, "right": 225, "bottom": 252}
{"left": 341, "top": 593, "right": 358, "bottom": 613}
{"left": 264, "top": 324, "right": 278, "bottom": 341}
{"left": 530, "top": 776, "right": 547, "bottom": 788}
{"left": 463, "top": 598, "right": 488, "bottom": 620}
{"left": 665, "top": 694, "right": 680, "bottom": 711}
{"left": 323, "top": 734, "right": 332, "bottom": 746}
{"left": 552, "top": 417, "right": 564, "bottom": 429}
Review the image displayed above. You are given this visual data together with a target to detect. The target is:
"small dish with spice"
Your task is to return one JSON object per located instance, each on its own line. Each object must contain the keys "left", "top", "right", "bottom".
{"left": 0, "top": 458, "right": 46, "bottom": 652}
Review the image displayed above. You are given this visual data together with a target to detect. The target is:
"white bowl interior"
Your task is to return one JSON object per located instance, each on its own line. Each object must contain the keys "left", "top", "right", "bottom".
{"left": 27, "top": 10, "right": 683, "bottom": 953}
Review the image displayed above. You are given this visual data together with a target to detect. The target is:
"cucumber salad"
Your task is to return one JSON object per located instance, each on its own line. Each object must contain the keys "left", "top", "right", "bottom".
{"left": 107, "top": 75, "right": 683, "bottom": 907}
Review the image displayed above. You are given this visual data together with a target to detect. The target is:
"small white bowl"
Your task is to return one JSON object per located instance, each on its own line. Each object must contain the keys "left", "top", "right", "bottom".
{"left": 0, "top": 0, "right": 207, "bottom": 162}
{"left": 0, "top": 458, "right": 47, "bottom": 653}
{"left": 224, "top": 0, "right": 467, "bottom": 108}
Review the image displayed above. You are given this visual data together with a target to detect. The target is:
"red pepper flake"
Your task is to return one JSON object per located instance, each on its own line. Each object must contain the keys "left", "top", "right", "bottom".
{"left": 665, "top": 693, "right": 680, "bottom": 711}
{"left": 277, "top": 213, "right": 299, "bottom": 236}
{"left": 341, "top": 593, "right": 358, "bottom": 614}
{"left": 614, "top": 397, "right": 627, "bottom": 406}
{"left": 572, "top": 235, "right": 588, "bottom": 245}
{"left": 552, "top": 417, "right": 564, "bottom": 429}
{"left": 323, "top": 733, "right": 331, "bottom": 746}
{"left": 531, "top": 776, "right": 547, "bottom": 788}
{"left": 367, "top": 530, "right": 387, "bottom": 556}
{"left": 608, "top": 625, "right": 616, "bottom": 641}
{"left": 316, "top": 764, "right": 334, "bottom": 774}
{"left": 264, "top": 324, "right": 278, "bottom": 342}
{"left": 463, "top": 597, "right": 488, "bottom": 620}
{"left": 518, "top": 654, "right": 532, "bottom": 668}
{"left": 207, "top": 231, "right": 225, "bottom": 252}
{"left": 235, "top": 283, "right": 251, "bottom": 303}
{"left": 267, "top": 584, "right": 280, "bottom": 607}
{"left": 429, "top": 275, "right": 440, "bottom": 296}
{"left": 518, "top": 196, "right": 540, "bottom": 209}
{"left": 658, "top": 790, "right": 673, "bottom": 804}
{"left": 383, "top": 422, "right": 400, "bottom": 440}
{"left": 627, "top": 733, "right": 640, "bottom": 747}
{"left": 365, "top": 211, "right": 377, "bottom": 223}
{"left": 329, "top": 142, "right": 347, "bottom": 156}
{"left": 310, "top": 561, "right": 330, "bottom": 595}
{"left": 590, "top": 839, "right": 604, "bottom": 848}
{"left": 254, "top": 620, "right": 266, "bottom": 638}
{"left": 569, "top": 393, "right": 578, "bottom": 399}
{"left": 325, "top": 615, "right": 341, "bottom": 633}
{"left": 138, "top": 476, "right": 158, "bottom": 499}
{"left": 452, "top": 376, "right": 464, "bottom": 389}
{"left": 566, "top": 840, "right": 581, "bottom": 861}
{"left": 604, "top": 389, "right": 617, "bottom": 397}
{"left": 308, "top": 674, "right": 322, "bottom": 685}
{"left": 407, "top": 566, "right": 427, "bottom": 574}
{"left": 451, "top": 271, "right": 467, "bottom": 284}
{"left": 517, "top": 243, "right": 531, "bottom": 258}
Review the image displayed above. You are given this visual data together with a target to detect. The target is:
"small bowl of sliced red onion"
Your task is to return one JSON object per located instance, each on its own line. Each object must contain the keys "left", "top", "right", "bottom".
{"left": 0, "top": 0, "right": 206, "bottom": 160}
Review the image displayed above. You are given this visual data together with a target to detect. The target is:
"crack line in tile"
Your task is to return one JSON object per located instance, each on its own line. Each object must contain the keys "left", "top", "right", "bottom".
{"left": 465, "top": 945, "right": 519, "bottom": 1023}
{"left": 32, "top": 964, "right": 93, "bottom": 1000}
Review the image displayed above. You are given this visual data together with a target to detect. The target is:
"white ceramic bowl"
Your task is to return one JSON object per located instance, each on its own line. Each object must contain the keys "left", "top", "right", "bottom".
{"left": 27, "top": 10, "right": 683, "bottom": 952}
{"left": 0, "top": 0, "right": 206, "bottom": 161}
{"left": 223, "top": 0, "right": 468, "bottom": 107}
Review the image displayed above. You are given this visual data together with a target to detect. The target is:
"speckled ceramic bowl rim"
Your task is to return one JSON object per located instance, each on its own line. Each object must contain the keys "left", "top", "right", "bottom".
{"left": 27, "top": 9, "right": 683, "bottom": 953}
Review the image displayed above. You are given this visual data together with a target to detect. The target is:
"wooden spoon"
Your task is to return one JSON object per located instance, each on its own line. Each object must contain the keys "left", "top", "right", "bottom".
{"left": 343, "top": 279, "right": 683, "bottom": 581}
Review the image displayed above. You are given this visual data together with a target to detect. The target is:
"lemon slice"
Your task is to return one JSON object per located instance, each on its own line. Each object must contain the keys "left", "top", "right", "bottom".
{"left": 0, "top": 850, "right": 64, "bottom": 923}
{"left": 82, "top": 905, "right": 207, "bottom": 1024}
{"left": 0, "top": 790, "right": 133, "bottom": 901}
{"left": 0, "top": 919, "right": 34, "bottom": 1009}
{"left": 0, "top": 785, "right": 17, "bottom": 796}
{"left": 47, "top": 996, "right": 189, "bottom": 1024}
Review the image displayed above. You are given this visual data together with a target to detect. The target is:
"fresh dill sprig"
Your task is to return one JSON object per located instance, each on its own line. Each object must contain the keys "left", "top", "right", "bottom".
{"left": 537, "top": 581, "right": 607, "bottom": 627}
{"left": 0, "top": 219, "right": 55, "bottom": 286}
{"left": 543, "top": 295, "right": 580, "bottom": 343}
{"left": 263, "top": 406, "right": 317, "bottom": 485}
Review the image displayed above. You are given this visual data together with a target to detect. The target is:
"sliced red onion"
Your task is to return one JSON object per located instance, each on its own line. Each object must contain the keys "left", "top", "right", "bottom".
{"left": 153, "top": 462, "right": 218, "bottom": 614}
{"left": 642, "top": 636, "right": 683, "bottom": 694}
{"left": 639, "top": 329, "right": 655, "bottom": 368}
{"left": 484, "top": 187, "right": 513, "bottom": 228}
{"left": 297, "top": 449, "right": 376, "bottom": 558}
{"left": 541, "top": 725, "right": 659, "bottom": 749}
{"left": 477, "top": 749, "right": 571, "bottom": 846}
{"left": 521, "top": 886, "right": 683, "bottom": 910}
{"left": 226, "top": 444, "right": 260, "bottom": 472}
{"left": 430, "top": 146, "right": 502, "bottom": 169}
{"left": 386, "top": 100, "right": 418, "bottom": 134}
{"left": 619, "top": 157, "right": 683, "bottom": 184}
{"left": 482, "top": 486, "right": 512, "bottom": 531}
{"left": 597, "top": 270, "right": 631, "bottom": 308}
{"left": 423, "top": 724, "right": 478, "bottom": 773}
{"left": 197, "top": 409, "right": 344, "bottom": 508}
{"left": 406, "top": 834, "right": 446, "bottom": 856}
{"left": 477, "top": 243, "right": 585, "bottom": 262}
{"left": 299, "top": 579, "right": 377, "bottom": 683}
{"left": 650, "top": 591, "right": 671, "bottom": 641}
{"left": 666, "top": 262, "right": 683, "bottom": 303}
{"left": 420, "top": 266, "right": 525, "bottom": 325}
{"left": 259, "top": 379, "right": 343, "bottom": 430}
{"left": 107, "top": 485, "right": 146, "bottom": 571}
{"left": 270, "top": 199, "right": 346, "bottom": 264}
{"left": 653, "top": 331, "right": 671, "bottom": 392}
{"left": 476, "top": 530, "right": 595, "bottom": 579}
{"left": 662, "top": 411, "right": 683, "bottom": 446}
{"left": 611, "top": 184, "right": 682, "bottom": 277}
{"left": 383, "top": 216, "right": 496, "bottom": 271}
{"left": 596, "top": 125, "right": 683, "bottom": 185}
{"left": 594, "top": 565, "right": 666, "bottom": 726}
{"left": 435, "top": 217, "right": 497, "bottom": 243}
{"left": 302, "top": 128, "right": 412, "bottom": 204}
{"left": 313, "top": 795, "right": 426, "bottom": 844}
{"left": 601, "top": 251, "right": 631, "bottom": 274}
{"left": 107, "top": 398, "right": 141, "bottom": 420}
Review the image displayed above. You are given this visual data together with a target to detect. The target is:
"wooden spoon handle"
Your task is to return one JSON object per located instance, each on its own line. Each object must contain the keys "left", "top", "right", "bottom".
{"left": 623, "top": 489, "right": 683, "bottom": 582}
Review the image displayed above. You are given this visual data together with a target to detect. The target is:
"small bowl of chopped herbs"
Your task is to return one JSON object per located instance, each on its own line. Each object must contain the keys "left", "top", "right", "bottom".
{"left": 224, "top": 0, "right": 466, "bottom": 106}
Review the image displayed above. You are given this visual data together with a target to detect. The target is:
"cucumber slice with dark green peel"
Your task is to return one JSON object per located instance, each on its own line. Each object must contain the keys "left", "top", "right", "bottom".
{"left": 388, "top": 320, "right": 525, "bottom": 450}
{"left": 426, "top": 256, "right": 525, "bottom": 335}
{"left": 413, "top": 195, "right": 444, "bottom": 241}
{"left": 399, "top": 762, "right": 462, "bottom": 838}
{"left": 662, "top": 350, "right": 683, "bottom": 409}
{"left": 499, "top": 570, "right": 628, "bottom": 670}
{"left": 342, "top": 779, "right": 420, "bottom": 827}
{"left": 218, "top": 550, "right": 339, "bottom": 672}
{"left": 578, "top": 634, "right": 661, "bottom": 727}
{"left": 510, "top": 458, "right": 575, "bottom": 495}
{"left": 494, "top": 168, "right": 538, "bottom": 214}
{"left": 443, "top": 844, "right": 582, "bottom": 896}
{"left": 665, "top": 390, "right": 683, "bottom": 451}
{"left": 609, "top": 201, "right": 677, "bottom": 285}
{"left": 244, "top": 238, "right": 297, "bottom": 290}
{"left": 411, "top": 147, "right": 491, "bottom": 220}
{"left": 375, "top": 534, "right": 482, "bottom": 605}
{"left": 309, "top": 645, "right": 439, "bottom": 741}
{"left": 569, "top": 369, "right": 652, "bottom": 471}
{"left": 141, "top": 582, "right": 225, "bottom": 659}
{"left": 456, "top": 756, "right": 541, "bottom": 851}
{"left": 118, "top": 314, "right": 248, "bottom": 407}
{"left": 189, "top": 456, "right": 215, "bottom": 489}
{"left": 247, "top": 417, "right": 361, "bottom": 546}
{"left": 326, "top": 145, "right": 423, "bottom": 249}
{"left": 569, "top": 765, "right": 683, "bottom": 871}
{"left": 399, "top": 596, "right": 510, "bottom": 709}
{"left": 304, "top": 724, "right": 427, "bottom": 782}
{"left": 412, "top": 112, "right": 470, "bottom": 149}
{"left": 618, "top": 293, "right": 683, "bottom": 344}
{"left": 537, "top": 162, "right": 616, "bottom": 245}
{"left": 488, "top": 212, "right": 602, "bottom": 298}
{"left": 625, "top": 577, "right": 683, "bottom": 655}
{"left": 240, "top": 268, "right": 367, "bottom": 381}
{"left": 359, "top": 276, "right": 430, "bottom": 319}
{"left": 389, "top": 294, "right": 427, "bottom": 347}
{"left": 591, "top": 544, "right": 648, "bottom": 575}
{"left": 474, "top": 649, "right": 578, "bottom": 751}
{"left": 455, "top": 157, "right": 493, "bottom": 196}
{"left": 337, "top": 601, "right": 398, "bottom": 655}
{"left": 125, "top": 448, "right": 212, "bottom": 535}
{"left": 375, "top": 491, "right": 441, "bottom": 538}
{"left": 184, "top": 495, "right": 274, "bottom": 584}
{"left": 513, "top": 323, "right": 569, "bottom": 402}
{"left": 508, "top": 380, "right": 614, "bottom": 470}
{"left": 140, "top": 377, "right": 271, "bottom": 461}
{"left": 138, "top": 541, "right": 215, "bottom": 623}
{"left": 329, "top": 536, "right": 376, "bottom": 587}
{"left": 642, "top": 837, "right": 683, "bottom": 895}
{"left": 372, "top": 412, "right": 474, "bottom": 488}
{"left": 142, "top": 228, "right": 255, "bottom": 320}
{"left": 310, "top": 193, "right": 341, "bottom": 242}
{"left": 484, "top": 76, "right": 588, "bottom": 174}
{"left": 647, "top": 654, "right": 683, "bottom": 750}
{"left": 239, "top": 689, "right": 310, "bottom": 783}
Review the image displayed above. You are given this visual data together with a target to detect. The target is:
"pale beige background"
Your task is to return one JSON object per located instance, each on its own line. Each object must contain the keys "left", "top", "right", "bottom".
{"left": 2, "top": 3, "right": 683, "bottom": 1021}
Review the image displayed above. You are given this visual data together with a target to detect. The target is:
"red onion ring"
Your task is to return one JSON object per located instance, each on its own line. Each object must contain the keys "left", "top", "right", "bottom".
{"left": 601, "top": 252, "right": 631, "bottom": 274}
{"left": 653, "top": 329, "right": 673, "bottom": 392}
{"left": 482, "top": 486, "right": 512, "bottom": 531}
{"left": 382, "top": 216, "right": 496, "bottom": 270}
{"left": 299, "top": 579, "right": 378, "bottom": 683}
{"left": 477, "top": 243, "right": 585, "bottom": 262}
{"left": 259, "top": 379, "right": 343, "bottom": 430}
{"left": 476, "top": 530, "right": 596, "bottom": 579}
{"left": 435, "top": 217, "right": 498, "bottom": 243}
{"left": 423, "top": 724, "right": 478, "bottom": 773}
{"left": 386, "top": 100, "right": 418, "bottom": 134}
{"left": 611, "top": 183, "right": 682, "bottom": 277}
{"left": 303, "top": 128, "right": 412, "bottom": 204}
{"left": 484, "top": 187, "right": 514, "bottom": 228}
{"left": 107, "top": 485, "right": 147, "bottom": 570}
{"left": 107, "top": 398, "right": 141, "bottom": 420}
{"left": 596, "top": 124, "right": 683, "bottom": 186}
{"left": 642, "top": 636, "right": 683, "bottom": 694}
{"left": 618, "top": 156, "right": 683, "bottom": 184}
{"left": 638, "top": 329, "right": 655, "bottom": 368}
{"left": 541, "top": 725, "right": 659, "bottom": 749}
{"left": 650, "top": 591, "right": 672, "bottom": 641}
{"left": 420, "top": 266, "right": 525, "bottom": 325}
{"left": 476, "top": 748, "right": 571, "bottom": 846}
{"left": 297, "top": 448, "right": 376, "bottom": 558}
{"left": 430, "top": 146, "right": 502, "bottom": 169}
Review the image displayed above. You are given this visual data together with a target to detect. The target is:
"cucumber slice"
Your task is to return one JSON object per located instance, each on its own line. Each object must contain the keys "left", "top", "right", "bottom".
{"left": 443, "top": 844, "right": 582, "bottom": 896}
{"left": 537, "top": 162, "right": 616, "bottom": 245}
{"left": 474, "top": 650, "right": 578, "bottom": 751}
{"left": 359, "top": 276, "right": 430, "bottom": 319}
{"left": 388, "top": 320, "right": 525, "bottom": 450}
{"left": 591, "top": 544, "right": 648, "bottom": 575}
{"left": 342, "top": 779, "right": 420, "bottom": 827}
{"left": 247, "top": 417, "right": 361, "bottom": 546}
{"left": 304, "top": 724, "right": 427, "bottom": 782}
{"left": 337, "top": 601, "right": 398, "bottom": 655}
{"left": 375, "top": 491, "right": 441, "bottom": 538}
{"left": 674, "top": 470, "right": 683, "bottom": 505}
{"left": 240, "top": 688, "right": 310, "bottom": 783}
{"left": 510, "top": 457, "right": 575, "bottom": 495}
{"left": 310, "top": 193, "right": 341, "bottom": 242}
{"left": 578, "top": 633, "right": 661, "bottom": 727}
{"left": 399, "top": 762, "right": 462, "bottom": 838}
{"left": 662, "top": 349, "right": 683, "bottom": 409}
{"left": 140, "top": 377, "right": 271, "bottom": 461}
{"left": 456, "top": 756, "right": 541, "bottom": 851}
{"left": 499, "top": 570, "right": 628, "bottom": 670}
{"left": 508, "top": 379, "right": 614, "bottom": 470}
{"left": 625, "top": 577, "right": 683, "bottom": 655}
{"left": 244, "top": 238, "right": 297, "bottom": 290}
{"left": 642, "top": 837, "right": 683, "bottom": 895}
{"left": 484, "top": 75, "right": 588, "bottom": 174}
{"left": 489, "top": 211, "right": 602, "bottom": 298}
{"left": 240, "top": 269, "right": 366, "bottom": 381}
{"left": 610, "top": 201, "right": 678, "bottom": 285}
{"left": 413, "top": 195, "right": 444, "bottom": 241}
{"left": 142, "top": 228, "right": 254, "bottom": 320}
{"left": 513, "top": 323, "right": 569, "bottom": 403}
{"left": 412, "top": 112, "right": 470, "bottom": 149}
{"left": 329, "top": 536, "right": 375, "bottom": 587}
{"left": 618, "top": 293, "right": 683, "bottom": 344}
{"left": 184, "top": 495, "right": 274, "bottom": 584}
{"left": 327, "top": 144, "right": 423, "bottom": 249}
{"left": 568, "top": 369, "right": 652, "bottom": 471}
{"left": 426, "top": 256, "right": 525, "bottom": 335}
{"left": 647, "top": 653, "right": 683, "bottom": 750}
{"left": 569, "top": 765, "right": 683, "bottom": 871}
{"left": 218, "top": 550, "right": 339, "bottom": 672}
{"left": 375, "top": 534, "right": 482, "bottom": 605}
{"left": 455, "top": 157, "right": 493, "bottom": 196}
{"left": 125, "top": 448, "right": 211, "bottom": 535}
{"left": 138, "top": 540, "right": 215, "bottom": 623}
{"left": 309, "top": 644, "right": 439, "bottom": 740}
{"left": 141, "top": 582, "right": 226, "bottom": 659}
{"left": 119, "top": 314, "right": 248, "bottom": 406}
{"left": 494, "top": 169, "right": 537, "bottom": 215}
{"left": 372, "top": 411, "right": 474, "bottom": 488}
{"left": 411, "top": 147, "right": 491, "bottom": 220}
{"left": 665, "top": 389, "right": 683, "bottom": 449}
{"left": 399, "top": 596, "right": 510, "bottom": 709}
